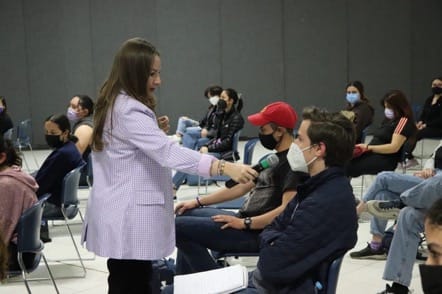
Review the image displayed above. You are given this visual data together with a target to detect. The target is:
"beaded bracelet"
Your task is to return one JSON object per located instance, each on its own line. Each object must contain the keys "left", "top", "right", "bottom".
{"left": 217, "top": 159, "right": 226, "bottom": 176}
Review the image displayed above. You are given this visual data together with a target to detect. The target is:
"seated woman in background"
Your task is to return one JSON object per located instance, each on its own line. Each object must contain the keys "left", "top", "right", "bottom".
{"left": 172, "top": 88, "right": 244, "bottom": 192}
{"left": 35, "top": 114, "right": 84, "bottom": 241}
{"left": 0, "top": 96, "right": 13, "bottom": 139}
{"left": 0, "top": 136, "right": 38, "bottom": 270}
{"left": 343, "top": 81, "right": 374, "bottom": 143}
{"left": 174, "top": 85, "right": 223, "bottom": 149}
{"left": 67, "top": 95, "right": 95, "bottom": 186}
{"left": 404, "top": 77, "right": 442, "bottom": 168}
{"left": 346, "top": 89, "right": 416, "bottom": 178}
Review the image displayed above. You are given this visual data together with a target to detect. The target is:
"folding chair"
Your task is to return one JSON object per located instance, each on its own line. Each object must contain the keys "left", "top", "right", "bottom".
{"left": 3, "top": 128, "right": 13, "bottom": 140}
{"left": 243, "top": 137, "right": 259, "bottom": 165}
{"left": 14, "top": 119, "right": 39, "bottom": 171}
{"left": 315, "top": 254, "right": 345, "bottom": 294}
{"left": 6, "top": 194, "right": 59, "bottom": 293}
{"left": 198, "top": 130, "right": 242, "bottom": 195}
{"left": 44, "top": 163, "right": 90, "bottom": 277}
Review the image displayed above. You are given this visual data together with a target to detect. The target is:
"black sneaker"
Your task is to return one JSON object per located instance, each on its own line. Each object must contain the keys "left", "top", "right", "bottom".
{"left": 350, "top": 243, "right": 387, "bottom": 260}
{"left": 377, "top": 283, "right": 410, "bottom": 294}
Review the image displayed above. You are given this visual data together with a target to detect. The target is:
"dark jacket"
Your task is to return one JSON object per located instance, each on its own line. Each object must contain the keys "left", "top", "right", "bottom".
{"left": 199, "top": 106, "right": 219, "bottom": 138}
{"left": 205, "top": 107, "right": 244, "bottom": 153}
{"left": 346, "top": 101, "right": 374, "bottom": 143}
{"left": 254, "top": 167, "right": 358, "bottom": 294}
{"left": 0, "top": 112, "right": 13, "bottom": 136}
{"left": 419, "top": 96, "right": 442, "bottom": 128}
{"left": 35, "top": 141, "right": 84, "bottom": 206}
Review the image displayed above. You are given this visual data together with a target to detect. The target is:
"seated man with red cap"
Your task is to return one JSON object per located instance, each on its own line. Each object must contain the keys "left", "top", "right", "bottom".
{"left": 174, "top": 101, "right": 309, "bottom": 274}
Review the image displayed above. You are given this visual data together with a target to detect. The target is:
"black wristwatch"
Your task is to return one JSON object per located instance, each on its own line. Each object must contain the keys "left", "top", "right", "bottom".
{"left": 243, "top": 217, "right": 252, "bottom": 230}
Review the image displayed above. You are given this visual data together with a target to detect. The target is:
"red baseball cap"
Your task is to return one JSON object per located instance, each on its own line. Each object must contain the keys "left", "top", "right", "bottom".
{"left": 248, "top": 101, "right": 298, "bottom": 129}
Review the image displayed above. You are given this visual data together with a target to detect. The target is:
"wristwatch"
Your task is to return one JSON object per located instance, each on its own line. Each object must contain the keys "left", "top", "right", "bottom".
{"left": 243, "top": 217, "right": 252, "bottom": 230}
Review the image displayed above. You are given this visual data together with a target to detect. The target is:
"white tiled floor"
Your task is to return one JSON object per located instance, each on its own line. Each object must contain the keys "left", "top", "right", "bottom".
{"left": 2, "top": 139, "right": 439, "bottom": 294}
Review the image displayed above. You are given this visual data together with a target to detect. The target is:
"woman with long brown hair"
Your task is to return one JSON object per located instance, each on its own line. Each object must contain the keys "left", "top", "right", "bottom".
{"left": 346, "top": 89, "right": 417, "bottom": 177}
{"left": 81, "top": 37, "right": 257, "bottom": 293}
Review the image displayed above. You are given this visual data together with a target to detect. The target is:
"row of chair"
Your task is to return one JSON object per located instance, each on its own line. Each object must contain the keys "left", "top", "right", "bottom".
{"left": 6, "top": 164, "right": 87, "bottom": 293}
{"left": 3, "top": 119, "right": 40, "bottom": 171}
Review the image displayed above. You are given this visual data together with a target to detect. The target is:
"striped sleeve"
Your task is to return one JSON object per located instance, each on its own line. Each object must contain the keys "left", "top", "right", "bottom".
{"left": 394, "top": 117, "right": 408, "bottom": 134}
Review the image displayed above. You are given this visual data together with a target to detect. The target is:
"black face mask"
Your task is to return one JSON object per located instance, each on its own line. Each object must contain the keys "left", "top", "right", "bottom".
{"left": 419, "top": 264, "right": 442, "bottom": 294}
{"left": 432, "top": 87, "right": 442, "bottom": 95}
{"left": 45, "top": 134, "right": 64, "bottom": 149}
{"left": 259, "top": 132, "right": 278, "bottom": 150}
{"left": 217, "top": 99, "right": 227, "bottom": 111}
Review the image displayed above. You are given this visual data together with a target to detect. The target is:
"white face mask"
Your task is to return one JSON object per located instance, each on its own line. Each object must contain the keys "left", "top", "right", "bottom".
{"left": 209, "top": 96, "right": 220, "bottom": 106}
{"left": 384, "top": 108, "right": 395, "bottom": 119}
{"left": 287, "top": 142, "right": 317, "bottom": 173}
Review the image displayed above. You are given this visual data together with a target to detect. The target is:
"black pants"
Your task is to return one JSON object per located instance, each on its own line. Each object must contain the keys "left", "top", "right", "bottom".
{"left": 404, "top": 127, "right": 442, "bottom": 158}
{"left": 107, "top": 258, "right": 153, "bottom": 294}
{"left": 346, "top": 152, "right": 398, "bottom": 178}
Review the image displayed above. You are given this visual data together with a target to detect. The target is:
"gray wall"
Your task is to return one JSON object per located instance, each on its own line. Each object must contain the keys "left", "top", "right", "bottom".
{"left": 1, "top": 0, "right": 442, "bottom": 147}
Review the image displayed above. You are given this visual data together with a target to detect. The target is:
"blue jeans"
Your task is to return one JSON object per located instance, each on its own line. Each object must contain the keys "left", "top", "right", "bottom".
{"left": 176, "top": 117, "right": 199, "bottom": 136}
{"left": 182, "top": 127, "right": 210, "bottom": 150}
{"left": 362, "top": 171, "right": 423, "bottom": 236}
{"left": 175, "top": 207, "right": 261, "bottom": 274}
{"left": 382, "top": 173, "right": 442, "bottom": 287}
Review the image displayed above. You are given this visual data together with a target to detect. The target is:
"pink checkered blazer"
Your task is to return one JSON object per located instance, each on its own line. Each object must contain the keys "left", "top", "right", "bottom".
{"left": 82, "top": 93, "right": 214, "bottom": 260}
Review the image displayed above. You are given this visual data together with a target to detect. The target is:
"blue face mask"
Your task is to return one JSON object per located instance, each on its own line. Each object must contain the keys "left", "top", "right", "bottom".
{"left": 384, "top": 108, "right": 395, "bottom": 119}
{"left": 346, "top": 93, "right": 360, "bottom": 104}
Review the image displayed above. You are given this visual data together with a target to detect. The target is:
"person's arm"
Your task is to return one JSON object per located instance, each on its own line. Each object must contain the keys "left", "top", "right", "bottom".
{"left": 175, "top": 181, "right": 254, "bottom": 215}
{"left": 365, "top": 133, "right": 407, "bottom": 154}
{"left": 212, "top": 190, "right": 296, "bottom": 230}
{"left": 361, "top": 117, "right": 411, "bottom": 154}
{"left": 74, "top": 125, "right": 93, "bottom": 154}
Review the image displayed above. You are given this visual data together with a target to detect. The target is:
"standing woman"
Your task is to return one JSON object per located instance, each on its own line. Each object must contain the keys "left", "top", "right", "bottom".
{"left": 346, "top": 90, "right": 416, "bottom": 177}
{"left": 82, "top": 37, "right": 257, "bottom": 294}
{"left": 0, "top": 96, "right": 13, "bottom": 138}
{"left": 344, "top": 81, "right": 374, "bottom": 143}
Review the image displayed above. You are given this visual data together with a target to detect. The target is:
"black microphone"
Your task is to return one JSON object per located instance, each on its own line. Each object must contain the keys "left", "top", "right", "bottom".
{"left": 225, "top": 154, "right": 279, "bottom": 188}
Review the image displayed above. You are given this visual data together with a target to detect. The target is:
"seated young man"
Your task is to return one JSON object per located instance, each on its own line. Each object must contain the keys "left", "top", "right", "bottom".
{"left": 247, "top": 108, "right": 358, "bottom": 293}
{"left": 350, "top": 142, "right": 442, "bottom": 260}
{"left": 419, "top": 198, "right": 442, "bottom": 294}
{"left": 361, "top": 171, "right": 442, "bottom": 293}
{"left": 174, "top": 101, "right": 309, "bottom": 274}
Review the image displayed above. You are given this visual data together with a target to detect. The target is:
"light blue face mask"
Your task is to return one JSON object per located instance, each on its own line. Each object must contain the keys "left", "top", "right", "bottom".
{"left": 346, "top": 93, "right": 360, "bottom": 104}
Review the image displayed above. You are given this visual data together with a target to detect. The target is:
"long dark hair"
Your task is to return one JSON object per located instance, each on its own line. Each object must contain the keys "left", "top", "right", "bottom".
{"left": 346, "top": 80, "right": 370, "bottom": 103}
{"left": 76, "top": 94, "right": 95, "bottom": 116}
{"left": 46, "top": 114, "right": 78, "bottom": 143}
{"left": 0, "top": 96, "right": 8, "bottom": 115}
{"left": 0, "top": 136, "right": 22, "bottom": 168}
{"left": 224, "top": 88, "right": 243, "bottom": 112}
{"left": 381, "top": 90, "right": 414, "bottom": 121}
{"left": 92, "top": 38, "right": 160, "bottom": 151}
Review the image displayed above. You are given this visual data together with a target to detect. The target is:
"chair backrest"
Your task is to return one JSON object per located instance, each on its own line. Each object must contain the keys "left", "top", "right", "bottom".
{"left": 316, "top": 254, "right": 345, "bottom": 294}
{"left": 16, "top": 119, "right": 32, "bottom": 145}
{"left": 361, "top": 125, "right": 371, "bottom": 144}
{"left": 231, "top": 130, "right": 241, "bottom": 161}
{"left": 61, "top": 163, "right": 86, "bottom": 207}
{"left": 3, "top": 128, "right": 13, "bottom": 140}
{"left": 15, "top": 194, "right": 49, "bottom": 255}
{"left": 243, "top": 137, "right": 259, "bottom": 165}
